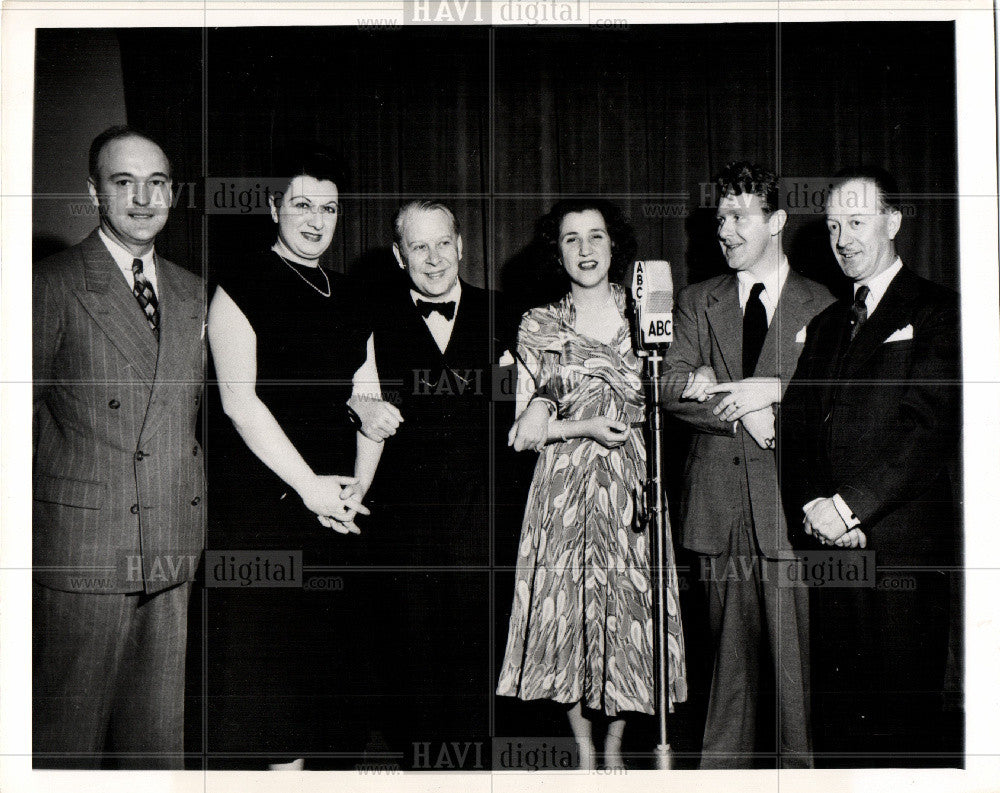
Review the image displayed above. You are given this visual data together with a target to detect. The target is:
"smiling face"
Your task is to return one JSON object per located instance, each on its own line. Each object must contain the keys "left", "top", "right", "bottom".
{"left": 393, "top": 207, "right": 462, "bottom": 298}
{"left": 558, "top": 209, "right": 613, "bottom": 290}
{"left": 825, "top": 178, "right": 901, "bottom": 283}
{"left": 88, "top": 135, "right": 172, "bottom": 256}
{"left": 715, "top": 192, "right": 785, "bottom": 276}
{"left": 269, "top": 175, "right": 340, "bottom": 264}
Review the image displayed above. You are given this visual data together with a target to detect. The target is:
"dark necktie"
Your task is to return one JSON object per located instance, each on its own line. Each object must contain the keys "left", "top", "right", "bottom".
{"left": 849, "top": 284, "right": 871, "bottom": 341}
{"left": 742, "top": 282, "right": 767, "bottom": 377}
{"left": 416, "top": 299, "right": 456, "bottom": 321}
{"left": 132, "top": 258, "right": 160, "bottom": 335}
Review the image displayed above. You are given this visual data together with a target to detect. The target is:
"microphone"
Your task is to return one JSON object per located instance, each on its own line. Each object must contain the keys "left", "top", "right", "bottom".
{"left": 629, "top": 260, "right": 674, "bottom": 351}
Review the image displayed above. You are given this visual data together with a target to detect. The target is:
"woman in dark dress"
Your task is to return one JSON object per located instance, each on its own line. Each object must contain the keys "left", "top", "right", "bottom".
{"left": 206, "top": 148, "right": 383, "bottom": 768}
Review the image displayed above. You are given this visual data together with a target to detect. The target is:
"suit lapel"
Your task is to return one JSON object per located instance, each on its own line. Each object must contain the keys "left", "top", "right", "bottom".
{"left": 445, "top": 281, "right": 482, "bottom": 358}
{"left": 758, "top": 272, "right": 819, "bottom": 378}
{"left": 841, "top": 267, "right": 918, "bottom": 378}
{"left": 73, "top": 231, "right": 158, "bottom": 386}
{"left": 705, "top": 277, "right": 742, "bottom": 380}
{"left": 139, "top": 257, "right": 203, "bottom": 442}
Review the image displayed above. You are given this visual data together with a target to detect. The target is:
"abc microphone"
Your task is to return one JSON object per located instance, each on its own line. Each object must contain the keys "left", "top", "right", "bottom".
{"left": 630, "top": 260, "right": 674, "bottom": 351}
{"left": 628, "top": 259, "right": 677, "bottom": 767}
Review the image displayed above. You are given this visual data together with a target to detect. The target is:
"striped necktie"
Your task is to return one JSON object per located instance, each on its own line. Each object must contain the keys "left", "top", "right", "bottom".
{"left": 849, "top": 285, "right": 870, "bottom": 341}
{"left": 132, "top": 258, "right": 160, "bottom": 336}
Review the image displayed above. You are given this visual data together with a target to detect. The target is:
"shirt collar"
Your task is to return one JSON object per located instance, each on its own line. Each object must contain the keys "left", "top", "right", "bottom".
{"left": 98, "top": 227, "right": 155, "bottom": 270}
{"left": 410, "top": 279, "right": 462, "bottom": 313}
{"left": 855, "top": 257, "right": 903, "bottom": 314}
{"left": 736, "top": 255, "right": 790, "bottom": 306}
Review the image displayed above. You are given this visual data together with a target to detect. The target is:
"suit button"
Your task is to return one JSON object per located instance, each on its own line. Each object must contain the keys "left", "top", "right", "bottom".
{"left": 108, "top": 399, "right": 120, "bottom": 409}
{"left": 733, "top": 457, "right": 741, "bottom": 465}
{"left": 192, "top": 445, "right": 199, "bottom": 457}
{"left": 194, "top": 396, "right": 200, "bottom": 406}
{"left": 130, "top": 503, "right": 140, "bottom": 514}
{"left": 191, "top": 496, "right": 201, "bottom": 506}
{"left": 134, "top": 450, "right": 146, "bottom": 461}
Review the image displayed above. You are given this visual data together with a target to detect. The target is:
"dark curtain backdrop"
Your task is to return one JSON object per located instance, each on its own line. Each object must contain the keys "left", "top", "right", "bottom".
{"left": 203, "top": 26, "right": 490, "bottom": 288}
{"left": 117, "top": 29, "right": 204, "bottom": 274}
{"left": 60, "top": 21, "right": 961, "bottom": 762}
{"left": 494, "top": 23, "right": 956, "bottom": 304}
{"left": 113, "top": 23, "right": 956, "bottom": 304}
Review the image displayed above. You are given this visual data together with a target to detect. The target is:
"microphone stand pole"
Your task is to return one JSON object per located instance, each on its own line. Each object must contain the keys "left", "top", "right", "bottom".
{"left": 637, "top": 345, "right": 674, "bottom": 770}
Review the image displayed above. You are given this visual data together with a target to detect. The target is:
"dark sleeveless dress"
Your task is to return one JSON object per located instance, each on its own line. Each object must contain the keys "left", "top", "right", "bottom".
{"left": 205, "top": 250, "right": 372, "bottom": 768}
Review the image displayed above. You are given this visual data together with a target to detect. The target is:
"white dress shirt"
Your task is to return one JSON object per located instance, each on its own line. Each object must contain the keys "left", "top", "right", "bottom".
{"left": 99, "top": 227, "right": 159, "bottom": 294}
{"left": 855, "top": 256, "right": 903, "bottom": 316}
{"left": 737, "top": 256, "right": 790, "bottom": 324}
{"left": 411, "top": 281, "right": 462, "bottom": 354}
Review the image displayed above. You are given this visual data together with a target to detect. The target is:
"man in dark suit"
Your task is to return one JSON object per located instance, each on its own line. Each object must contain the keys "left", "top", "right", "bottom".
{"left": 352, "top": 200, "right": 514, "bottom": 768}
{"left": 33, "top": 126, "right": 205, "bottom": 768}
{"left": 779, "top": 168, "right": 960, "bottom": 766}
{"left": 661, "top": 162, "right": 834, "bottom": 768}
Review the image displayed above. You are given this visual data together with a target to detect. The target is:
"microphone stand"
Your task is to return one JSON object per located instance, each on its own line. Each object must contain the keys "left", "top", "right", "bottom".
{"left": 629, "top": 293, "right": 674, "bottom": 771}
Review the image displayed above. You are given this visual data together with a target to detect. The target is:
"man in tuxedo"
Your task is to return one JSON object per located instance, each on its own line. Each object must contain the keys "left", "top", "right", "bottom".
{"left": 33, "top": 126, "right": 205, "bottom": 768}
{"left": 661, "top": 162, "right": 834, "bottom": 768}
{"left": 353, "top": 200, "right": 515, "bottom": 768}
{"left": 779, "top": 168, "right": 960, "bottom": 765}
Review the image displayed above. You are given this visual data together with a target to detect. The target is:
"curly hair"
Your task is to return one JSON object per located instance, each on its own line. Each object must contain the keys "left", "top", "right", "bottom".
{"left": 534, "top": 198, "right": 637, "bottom": 285}
{"left": 272, "top": 143, "right": 347, "bottom": 202}
{"left": 714, "top": 161, "right": 780, "bottom": 214}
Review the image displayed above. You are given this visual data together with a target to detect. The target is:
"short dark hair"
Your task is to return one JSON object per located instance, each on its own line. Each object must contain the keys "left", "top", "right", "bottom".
{"left": 88, "top": 125, "right": 169, "bottom": 181}
{"left": 272, "top": 143, "right": 347, "bottom": 201}
{"left": 393, "top": 200, "right": 461, "bottom": 246}
{"left": 831, "top": 165, "right": 900, "bottom": 213}
{"left": 535, "top": 198, "right": 637, "bottom": 284}
{"left": 714, "top": 160, "right": 780, "bottom": 214}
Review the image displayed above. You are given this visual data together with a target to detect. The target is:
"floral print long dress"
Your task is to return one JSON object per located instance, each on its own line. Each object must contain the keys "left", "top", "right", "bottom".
{"left": 497, "top": 285, "right": 687, "bottom": 716}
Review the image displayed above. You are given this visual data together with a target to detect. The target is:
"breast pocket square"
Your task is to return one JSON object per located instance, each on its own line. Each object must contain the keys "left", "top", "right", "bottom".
{"left": 794, "top": 326, "right": 808, "bottom": 343}
{"left": 884, "top": 324, "right": 914, "bottom": 343}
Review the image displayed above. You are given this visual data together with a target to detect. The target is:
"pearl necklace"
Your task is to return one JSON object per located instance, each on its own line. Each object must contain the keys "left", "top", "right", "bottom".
{"left": 274, "top": 250, "right": 331, "bottom": 298}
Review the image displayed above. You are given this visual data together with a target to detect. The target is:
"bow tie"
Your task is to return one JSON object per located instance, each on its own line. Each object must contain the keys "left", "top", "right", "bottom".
{"left": 416, "top": 299, "right": 456, "bottom": 321}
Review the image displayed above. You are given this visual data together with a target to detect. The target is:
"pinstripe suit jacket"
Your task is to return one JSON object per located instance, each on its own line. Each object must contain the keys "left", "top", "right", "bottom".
{"left": 33, "top": 230, "right": 206, "bottom": 594}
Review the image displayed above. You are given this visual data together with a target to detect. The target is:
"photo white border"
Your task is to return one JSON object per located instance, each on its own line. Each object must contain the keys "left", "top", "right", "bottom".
{"left": 2, "top": 2, "right": 997, "bottom": 792}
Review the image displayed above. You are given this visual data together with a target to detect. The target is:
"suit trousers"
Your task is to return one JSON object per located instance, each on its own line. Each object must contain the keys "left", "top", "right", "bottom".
{"left": 811, "top": 565, "right": 952, "bottom": 765}
{"left": 33, "top": 581, "right": 191, "bottom": 769}
{"left": 699, "top": 505, "right": 811, "bottom": 769}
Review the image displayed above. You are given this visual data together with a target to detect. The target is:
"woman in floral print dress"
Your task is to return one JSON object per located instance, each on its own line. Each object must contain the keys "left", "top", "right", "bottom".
{"left": 497, "top": 199, "right": 686, "bottom": 770}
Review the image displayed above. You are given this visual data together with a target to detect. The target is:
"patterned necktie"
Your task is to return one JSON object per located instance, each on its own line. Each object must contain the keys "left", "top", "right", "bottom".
{"left": 416, "top": 299, "right": 456, "bottom": 321}
{"left": 849, "top": 284, "right": 870, "bottom": 341}
{"left": 742, "top": 282, "right": 767, "bottom": 377}
{"left": 132, "top": 258, "right": 160, "bottom": 335}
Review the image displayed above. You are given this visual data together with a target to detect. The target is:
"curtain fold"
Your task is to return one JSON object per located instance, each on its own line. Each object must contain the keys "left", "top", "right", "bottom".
{"left": 113, "top": 23, "right": 956, "bottom": 297}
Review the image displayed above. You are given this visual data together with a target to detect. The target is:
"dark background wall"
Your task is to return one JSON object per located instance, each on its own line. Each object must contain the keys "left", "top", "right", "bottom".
{"left": 35, "top": 23, "right": 957, "bottom": 308}
{"left": 33, "top": 29, "right": 128, "bottom": 260}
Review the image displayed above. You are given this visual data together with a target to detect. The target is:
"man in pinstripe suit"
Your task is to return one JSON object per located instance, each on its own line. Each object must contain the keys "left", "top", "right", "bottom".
{"left": 32, "top": 127, "right": 205, "bottom": 768}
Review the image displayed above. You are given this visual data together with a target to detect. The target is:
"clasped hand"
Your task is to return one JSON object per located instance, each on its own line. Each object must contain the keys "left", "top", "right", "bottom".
{"left": 508, "top": 401, "right": 629, "bottom": 451}
{"left": 350, "top": 395, "right": 403, "bottom": 442}
{"left": 508, "top": 400, "right": 550, "bottom": 451}
{"left": 740, "top": 407, "right": 775, "bottom": 450}
{"left": 802, "top": 497, "right": 867, "bottom": 547}
{"left": 706, "top": 377, "right": 781, "bottom": 422}
{"left": 299, "top": 474, "right": 370, "bottom": 535}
